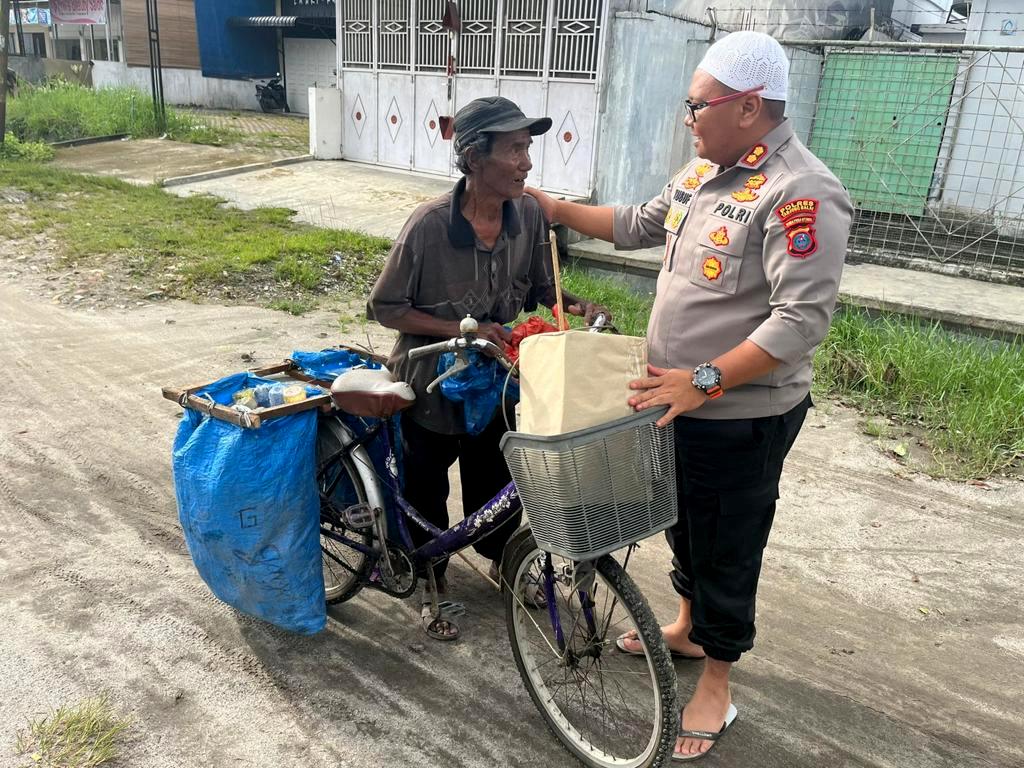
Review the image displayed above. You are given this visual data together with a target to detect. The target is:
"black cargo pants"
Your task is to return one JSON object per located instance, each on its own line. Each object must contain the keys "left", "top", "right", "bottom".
{"left": 666, "top": 394, "right": 811, "bottom": 663}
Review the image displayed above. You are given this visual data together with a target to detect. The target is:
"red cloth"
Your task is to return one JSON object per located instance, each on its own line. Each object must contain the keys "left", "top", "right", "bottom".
{"left": 505, "top": 316, "right": 558, "bottom": 363}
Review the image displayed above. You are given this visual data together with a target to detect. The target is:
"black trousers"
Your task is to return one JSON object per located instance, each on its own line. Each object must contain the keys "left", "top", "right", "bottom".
{"left": 400, "top": 413, "right": 521, "bottom": 581}
{"left": 666, "top": 395, "right": 811, "bottom": 663}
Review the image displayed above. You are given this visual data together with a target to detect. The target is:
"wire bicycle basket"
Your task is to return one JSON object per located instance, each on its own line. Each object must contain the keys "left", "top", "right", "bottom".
{"left": 501, "top": 408, "right": 678, "bottom": 561}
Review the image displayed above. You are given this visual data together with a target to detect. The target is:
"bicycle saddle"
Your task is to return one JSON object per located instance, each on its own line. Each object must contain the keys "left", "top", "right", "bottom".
{"left": 330, "top": 368, "right": 415, "bottom": 418}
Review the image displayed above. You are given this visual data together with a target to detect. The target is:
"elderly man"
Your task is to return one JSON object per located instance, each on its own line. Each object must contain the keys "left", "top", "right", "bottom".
{"left": 529, "top": 32, "right": 853, "bottom": 760}
{"left": 368, "top": 96, "right": 605, "bottom": 642}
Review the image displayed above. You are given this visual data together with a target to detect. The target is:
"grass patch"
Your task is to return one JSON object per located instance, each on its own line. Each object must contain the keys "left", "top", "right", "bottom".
{"left": 0, "top": 161, "right": 391, "bottom": 306}
{"left": 5, "top": 81, "right": 237, "bottom": 146}
{"left": 14, "top": 693, "right": 131, "bottom": 768}
{"left": 269, "top": 297, "right": 317, "bottom": 315}
{"left": 814, "top": 308, "right": 1024, "bottom": 478}
{"left": 0, "top": 133, "right": 55, "bottom": 162}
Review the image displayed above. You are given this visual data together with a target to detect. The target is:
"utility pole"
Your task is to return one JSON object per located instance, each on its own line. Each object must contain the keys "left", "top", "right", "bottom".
{"left": 1, "top": 0, "right": 11, "bottom": 147}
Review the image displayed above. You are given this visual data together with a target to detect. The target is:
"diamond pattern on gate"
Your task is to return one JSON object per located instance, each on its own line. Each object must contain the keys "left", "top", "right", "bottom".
{"left": 351, "top": 94, "right": 366, "bottom": 138}
{"left": 386, "top": 97, "right": 404, "bottom": 143}
{"left": 556, "top": 111, "right": 580, "bottom": 164}
{"left": 423, "top": 100, "right": 441, "bottom": 147}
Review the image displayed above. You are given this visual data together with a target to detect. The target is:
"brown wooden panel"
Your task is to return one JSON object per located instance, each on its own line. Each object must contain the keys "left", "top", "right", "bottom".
{"left": 122, "top": 0, "right": 200, "bottom": 70}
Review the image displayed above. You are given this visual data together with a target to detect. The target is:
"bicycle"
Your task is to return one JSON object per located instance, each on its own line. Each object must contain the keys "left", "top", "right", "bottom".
{"left": 315, "top": 317, "right": 680, "bottom": 768}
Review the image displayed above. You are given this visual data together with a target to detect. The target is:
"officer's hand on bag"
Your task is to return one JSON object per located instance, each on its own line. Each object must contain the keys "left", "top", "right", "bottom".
{"left": 628, "top": 364, "right": 707, "bottom": 427}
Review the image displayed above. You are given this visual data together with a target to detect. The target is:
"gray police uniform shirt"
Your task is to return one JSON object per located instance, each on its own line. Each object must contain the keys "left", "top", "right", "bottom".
{"left": 367, "top": 177, "right": 556, "bottom": 435}
{"left": 613, "top": 120, "right": 854, "bottom": 420}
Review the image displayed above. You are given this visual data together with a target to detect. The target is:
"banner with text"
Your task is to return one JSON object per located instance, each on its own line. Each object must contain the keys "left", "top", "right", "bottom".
{"left": 50, "top": 0, "right": 106, "bottom": 25}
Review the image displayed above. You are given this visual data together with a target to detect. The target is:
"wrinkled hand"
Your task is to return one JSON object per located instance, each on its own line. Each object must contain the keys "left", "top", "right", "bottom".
{"left": 525, "top": 186, "right": 558, "bottom": 223}
{"left": 628, "top": 364, "right": 706, "bottom": 427}
{"left": 567, "top": 301, "right": 612, "bottom": 327}
{"left": 477, "top": 321, "right": 512, "bottom": 355}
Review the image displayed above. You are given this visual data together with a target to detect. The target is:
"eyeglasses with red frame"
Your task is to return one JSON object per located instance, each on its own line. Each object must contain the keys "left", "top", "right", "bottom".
{"left": 685, "top": 85, "right": 766, "bottom": 123}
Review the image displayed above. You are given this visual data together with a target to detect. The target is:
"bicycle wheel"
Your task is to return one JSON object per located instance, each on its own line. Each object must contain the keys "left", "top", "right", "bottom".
{"left": 503, "top": 528, "right": 678, "bottom": 768}
{"left": 317, "top": 416, "right": 374, "bottom": 604}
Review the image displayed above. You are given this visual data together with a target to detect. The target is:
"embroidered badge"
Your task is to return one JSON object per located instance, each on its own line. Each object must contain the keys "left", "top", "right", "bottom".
{"left": 776, "top": 198, "right": 820, "bottom": 224}
{"left": 683, "top": 176, "right": 701, "bottom": 190}
{"left": 786, "top": 226, "right": 818, "bottom": 258}
{"left": 702, "top": 255, "right": 723, "bottom": 281}
{"left": 695, "top": 162, "right": 713, "bottom": 178}
{"left": 740, "top": 144, "right": 768, "bottom": 167}
{"left": 664, "top": 206, "right": 686, "bottom": 233}
{"left": 730, "top": 172, "right": 770, "bottom": 202}
{"left": 709, "top": 226, "right": 730, "bottom": 247}
{"left": 745, "top": 173, "right": 768, "bottom": 190}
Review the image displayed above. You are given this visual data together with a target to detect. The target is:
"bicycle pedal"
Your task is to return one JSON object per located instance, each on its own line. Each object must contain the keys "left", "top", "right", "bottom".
{"left": 437, "top": 600, "right": 466, "bottom": 619}
{"left": 341, "top": 503, "right": 375, "bottom": 530}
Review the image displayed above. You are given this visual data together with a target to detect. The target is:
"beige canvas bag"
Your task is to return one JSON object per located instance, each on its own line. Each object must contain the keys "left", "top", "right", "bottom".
{"left": 517, "top": 331, "right": 648, "bottom": 436}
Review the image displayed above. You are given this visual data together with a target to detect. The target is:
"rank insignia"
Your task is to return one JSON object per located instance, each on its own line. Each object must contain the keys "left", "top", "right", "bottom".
{"left": 740, "top": 144, "right": 768, "bottom": 167}
{"left": 786, "top": 226, "right": 817, "bottom": 258}
{"left": 731, "top": 188, "right": 758, "bottom": 203}
{"left": 709, "top": 226, "right": 730, "bottom": 247}
{"left": 702, "top": 255, "right": 723, "bottom": 281}
{"left": 683, "top": 176, "right": 700, "bottom": 190}
{"left": 695, "top": 162, "right": 713, "bottom": 177}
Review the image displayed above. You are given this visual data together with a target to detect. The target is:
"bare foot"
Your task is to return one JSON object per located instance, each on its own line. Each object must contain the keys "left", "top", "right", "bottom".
{"left": 676, "top": 677, "right": 731, "bottom": 758}
{"left": 617, "top": 626, "right": 705, "bottom": 658}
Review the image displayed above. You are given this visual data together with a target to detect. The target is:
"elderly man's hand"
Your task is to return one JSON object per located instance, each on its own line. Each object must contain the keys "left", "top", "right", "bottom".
{"left": 628, "top": 365, "right": 706, "bottom": 427}
{"left": 525, "top": 186, "right": 558, "bottom": 223}
{"left": 567, "top": 301, "right": 612, "bottom": 327}
{"left": 477, "top": 321, "right": 512, "bottom": 352}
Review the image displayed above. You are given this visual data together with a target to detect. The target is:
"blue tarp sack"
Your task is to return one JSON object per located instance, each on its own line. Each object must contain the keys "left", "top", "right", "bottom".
{"left": 290, "top": 348, "right": 380, "bottom": 381}
{"left": 438, "top": 348, "right": 520, "bottom": 435}
{"left": 172, "top": 372, "right": 325, "bottom": 635}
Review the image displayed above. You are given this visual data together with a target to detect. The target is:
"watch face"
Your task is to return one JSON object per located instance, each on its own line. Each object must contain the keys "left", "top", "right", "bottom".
{"left": 694, "top": 366, "right": 719, "bottom": 388}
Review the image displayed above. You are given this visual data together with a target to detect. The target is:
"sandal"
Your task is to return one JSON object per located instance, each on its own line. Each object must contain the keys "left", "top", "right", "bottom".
{"left": 421, "top": 602, "right": 460, "bottom": 641}
{"left": 615, "top": 629, "right": 705, "bottom": 660}
{"left": 489, "top": 561, "right": 547, "bottom": 608}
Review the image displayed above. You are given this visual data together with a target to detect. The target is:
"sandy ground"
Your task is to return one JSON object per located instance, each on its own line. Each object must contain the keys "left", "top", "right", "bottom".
{"left": 0, "top": 267, "right": 1022, "bottom": 768}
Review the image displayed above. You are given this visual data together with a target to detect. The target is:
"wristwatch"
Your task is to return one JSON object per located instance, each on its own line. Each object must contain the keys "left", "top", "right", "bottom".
{"left": 692, "top": 362, "right": 724, "bottom": 399}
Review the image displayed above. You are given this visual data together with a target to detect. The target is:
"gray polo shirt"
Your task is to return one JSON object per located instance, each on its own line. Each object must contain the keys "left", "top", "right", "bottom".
{"left": 367, "top": 177, "right": 556, "bottom": 435}
{"left": 613, "top": 120, "right": 854, "bottom": 419}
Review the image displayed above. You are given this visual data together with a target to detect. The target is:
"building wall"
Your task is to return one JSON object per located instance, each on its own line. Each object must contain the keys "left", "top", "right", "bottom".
{"left": 91, "top": 60, "right": 258, "bottom": 110}
{"left": 940, "top": 0, "right": 1024, "bottom": 234}
{"left": 594, "top": 15, "right": 823, "bottom": 206}
{"left": 122, "top": 0, "right": 200, "bottom": 69}
{"left": 889, "top": 0, "right": 955, "bottom": 27}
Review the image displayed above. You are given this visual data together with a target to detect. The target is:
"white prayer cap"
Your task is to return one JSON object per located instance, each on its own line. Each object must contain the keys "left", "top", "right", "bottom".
{"left": 696, "top": 31, "right": 789, "bottom": 102}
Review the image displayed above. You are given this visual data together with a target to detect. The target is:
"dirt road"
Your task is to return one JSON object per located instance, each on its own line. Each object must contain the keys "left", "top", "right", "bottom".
{"left": 1, "top": 280, "right": 1022, "bottom": 767}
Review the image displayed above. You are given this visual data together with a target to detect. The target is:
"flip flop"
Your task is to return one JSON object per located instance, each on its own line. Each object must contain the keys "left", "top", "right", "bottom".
{"left": 615, "top": 630, "right": 705, "bottom": 660}
{"left": 672, "top": 703, "right": 738, "bottom": 762}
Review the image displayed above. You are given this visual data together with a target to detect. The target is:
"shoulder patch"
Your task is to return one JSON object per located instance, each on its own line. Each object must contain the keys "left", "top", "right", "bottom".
{"left": 776, "top": 198, "right": 820, "bottom": 224}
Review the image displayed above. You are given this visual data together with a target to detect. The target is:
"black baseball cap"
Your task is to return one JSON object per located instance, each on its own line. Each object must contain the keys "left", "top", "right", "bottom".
{"left": 453, "top": 97, "right": 552, "bottom": 150}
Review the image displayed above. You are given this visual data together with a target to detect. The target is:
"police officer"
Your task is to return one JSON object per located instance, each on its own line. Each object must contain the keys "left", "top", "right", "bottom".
{"left": 528, "top": 31, "right": 853, "bottom": 760}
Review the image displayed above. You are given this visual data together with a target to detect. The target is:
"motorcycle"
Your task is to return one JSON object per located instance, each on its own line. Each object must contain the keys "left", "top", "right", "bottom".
{"left": 255, "top": 74, "right": 289, "bottom": 114}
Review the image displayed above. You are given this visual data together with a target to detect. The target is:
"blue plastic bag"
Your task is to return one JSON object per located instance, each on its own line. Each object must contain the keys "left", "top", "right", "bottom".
{"left": 290, "top": 348, "right": 380, "bottom": 382}
{"left": 438, "top": 349, "right": 519, "bottom": 435}
{"left": 172, "top": 372, "right": 325, "bottom": 635}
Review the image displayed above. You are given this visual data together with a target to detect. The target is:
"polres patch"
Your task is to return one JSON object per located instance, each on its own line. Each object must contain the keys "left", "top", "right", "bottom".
{"left": 786, "top": 226, "right": 818, "bottom": 258}
{"left": 776, "top": 198, "right": 820, "bottom": 224}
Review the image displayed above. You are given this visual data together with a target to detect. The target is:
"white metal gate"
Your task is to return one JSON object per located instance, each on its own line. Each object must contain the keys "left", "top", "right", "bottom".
{"left": 336, "top": 0, "right": 607, "bottom": 196}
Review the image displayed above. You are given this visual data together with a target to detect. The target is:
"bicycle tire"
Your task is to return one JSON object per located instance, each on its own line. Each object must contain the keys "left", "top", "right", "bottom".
{"left": 502, "top": 528, "right": 678, "bottom": 768}
{"left": 317, "top": 417, "right": 374, "bottom": 605}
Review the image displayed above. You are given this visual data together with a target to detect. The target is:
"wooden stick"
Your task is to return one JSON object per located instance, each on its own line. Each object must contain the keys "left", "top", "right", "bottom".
{"left": 549, "top": 228, "right": 568, "bottom": 331}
